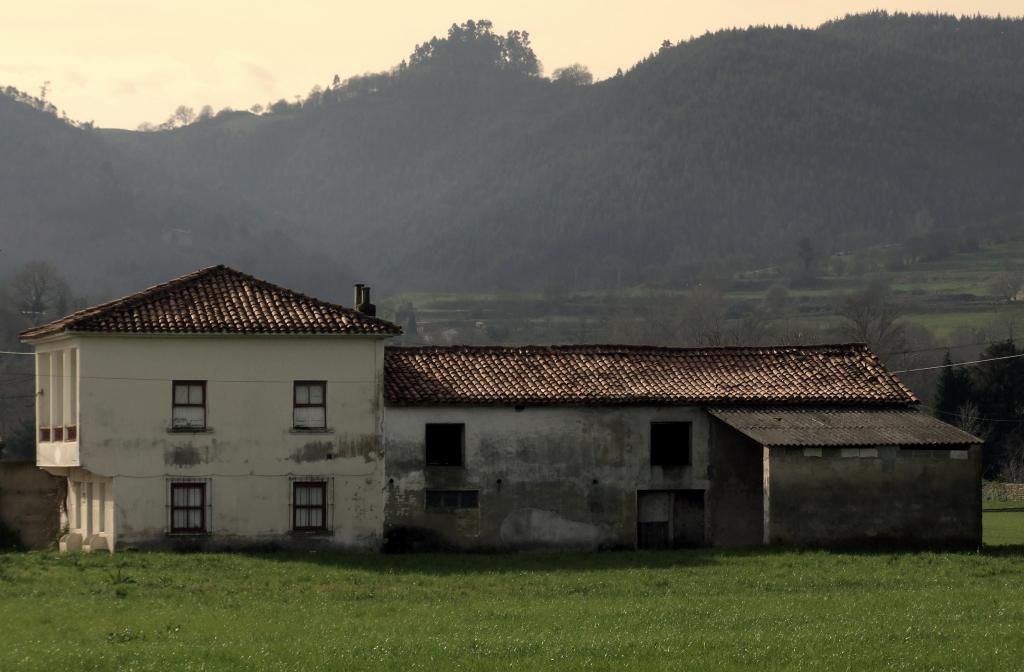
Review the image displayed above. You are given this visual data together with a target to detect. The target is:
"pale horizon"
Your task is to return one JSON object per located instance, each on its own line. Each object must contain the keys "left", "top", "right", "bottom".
{"left": 2, "top": 0, "right": 1022, "bottom": 129}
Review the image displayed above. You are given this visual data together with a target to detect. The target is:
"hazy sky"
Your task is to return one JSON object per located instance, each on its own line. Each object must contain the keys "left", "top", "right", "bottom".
{"left": 2, "top": 1, "right": 1020, "bottom": 129}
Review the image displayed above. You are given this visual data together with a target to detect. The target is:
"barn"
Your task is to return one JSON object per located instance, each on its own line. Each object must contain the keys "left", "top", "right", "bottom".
{"left": 382, "top": 344, "right": 982, "bottom": 550}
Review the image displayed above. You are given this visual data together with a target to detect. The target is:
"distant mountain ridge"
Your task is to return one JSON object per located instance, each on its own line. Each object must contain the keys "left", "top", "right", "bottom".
{"left": 4, "top": 12, "right": 1023, "bottom": 297}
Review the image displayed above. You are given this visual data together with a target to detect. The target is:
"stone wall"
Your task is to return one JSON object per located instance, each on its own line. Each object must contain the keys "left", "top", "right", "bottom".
{"left": 0, "top": 462, "right": 62, "bottom": 549}
{"left": 984, "top": 481, "right": 1024, "bottom": 501}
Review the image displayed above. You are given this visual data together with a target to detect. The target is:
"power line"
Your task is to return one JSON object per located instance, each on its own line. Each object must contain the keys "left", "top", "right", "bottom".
{"left": 0, "top": 372, "right": 374, "bottom": 385}
{"left": 0, "top": 350, "right": 32, "bottom": 356}
{"left": 922, "top": 404, "right": 1024, "bottom": 425}
{"left": 892, "top": 352, "right": 1024, "bottom": 374}
{"left": 886, "top": 338, "right": 1015, "bottom": 358}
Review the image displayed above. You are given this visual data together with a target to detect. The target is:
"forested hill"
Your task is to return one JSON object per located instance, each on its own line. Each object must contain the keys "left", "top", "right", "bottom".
{"left": 7, "top": 12, "right": 1024, "bottom": 296}
{"left": 0, "top": 91, "right": 352, "bottom": 300}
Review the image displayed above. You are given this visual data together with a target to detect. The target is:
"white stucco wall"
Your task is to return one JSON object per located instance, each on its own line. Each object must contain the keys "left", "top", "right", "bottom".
{"left": 37, "top": 333, "right": 388, "bottom": 550}
{"left": 383, "top": 405, "right": 712, "bottom": 550}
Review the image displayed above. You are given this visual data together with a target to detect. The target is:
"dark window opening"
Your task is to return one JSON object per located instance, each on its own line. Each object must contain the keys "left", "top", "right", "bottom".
{"left": 425, "top": 423, "right": 464, "bottom": 467}
{"left": 650, "top": 422, "right": 692, "bottom": 466}
{"left": 172, "top": 381, "right": 207, "bottom": 429}
{"left": 170, "top": 482, "right": 206, "bottom": 533}
{"left": 293, "top": 481, "right": 328, "bottom": 532}
{"left": 425, "top": 489, "right": 479, "bottom": 510}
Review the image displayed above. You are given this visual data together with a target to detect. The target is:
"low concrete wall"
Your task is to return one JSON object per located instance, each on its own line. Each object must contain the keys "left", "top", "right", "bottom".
{"left": 0, "top": 462, "right": 62, "bottom": 549}
{"left": 767, "top": 445, "right": 982, "bottom": 548}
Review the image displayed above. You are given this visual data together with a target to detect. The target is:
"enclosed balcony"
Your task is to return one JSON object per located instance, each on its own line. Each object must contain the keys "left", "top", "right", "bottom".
{"left": 36, "top": 347, "right": 80, "bottom": 468}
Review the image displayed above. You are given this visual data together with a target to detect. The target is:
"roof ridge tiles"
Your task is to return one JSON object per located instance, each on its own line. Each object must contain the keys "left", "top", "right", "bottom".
{"left": 20, "top": 265, "right": 401, "bottom": 340}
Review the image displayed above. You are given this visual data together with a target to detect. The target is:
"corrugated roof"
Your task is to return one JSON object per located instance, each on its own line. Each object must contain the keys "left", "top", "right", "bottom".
{"left": 20, "top": 265, "right": 401, "bottom": 340}
{"left": 384, "top": 344, "right": 918, "bottom": 406}
{"left": 708, "top": 407, "right": 982, "bottom": 446}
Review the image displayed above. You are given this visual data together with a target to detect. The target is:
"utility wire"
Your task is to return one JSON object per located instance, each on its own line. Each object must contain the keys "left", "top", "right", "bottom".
{"left": 891, "top": 352, "right": 1024, "bottom": 374}
{"left": 886, "top": 338, "right": 1015, "bottom": 357}
{"left": 0, "top": 372, "right": 374, "bottom": 385}
{"left": 0, "top": 350, "right": 33, "bottom": 356}
{"left": 921, "top": 404, "right": 1024, "bottom": 425}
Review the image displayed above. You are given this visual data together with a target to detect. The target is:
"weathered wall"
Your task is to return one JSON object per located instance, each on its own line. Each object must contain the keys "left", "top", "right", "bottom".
{"left": 384, "top": 405, "right": 719, "bottom": 551}
{"left": 0, "top": 462, "right": 62, "bottom": 549}
{"left": 767, "top": 445, "right": 982, "bottom": 548}
{"left": 706, "top": 418, "right": 763, "bottom": 547}
{"left": 39, "top": 334, "right": 388, "bottom": 550}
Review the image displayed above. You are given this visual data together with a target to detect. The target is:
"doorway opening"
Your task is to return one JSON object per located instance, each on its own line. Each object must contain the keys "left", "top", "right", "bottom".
{"left": 637, "top": 489, "right": 705, "bottom": 549}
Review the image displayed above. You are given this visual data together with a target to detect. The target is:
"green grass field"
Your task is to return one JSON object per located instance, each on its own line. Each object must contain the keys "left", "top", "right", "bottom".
{"left": 0, "top": 506, "right": 1022, "bottom": 672}
{"left": 983, "top": 500, "right": 1024, "bottom": 547}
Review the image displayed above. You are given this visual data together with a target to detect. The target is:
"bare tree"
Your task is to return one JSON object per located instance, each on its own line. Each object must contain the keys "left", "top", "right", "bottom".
{"left": 9, "top": 261, "right": 70, "bottom": 325}
{"left": 989, "top": 268, "right": 1023, "bottom": 302}
{"left": 172, "top": 105, "right": 196, "bottom": 127}
{"left": 997, "top": 432, "right": 1024, "bottom": 483}
{"left": 680, "top": 285, "right": 726, "bottom": 346}
{"left": 837, "top": 280, "right": 906, "bottom": 357}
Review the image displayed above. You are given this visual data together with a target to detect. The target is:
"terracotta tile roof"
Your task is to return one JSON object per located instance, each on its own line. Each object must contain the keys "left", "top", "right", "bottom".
{"left": 20, "top": 265, "right": 401, "bottom": 340}
{"left": 384, "top": 344, "right": 918, "bottom": 407}
{"left": 708, "top": 407, "right": 980, "bottom": 446}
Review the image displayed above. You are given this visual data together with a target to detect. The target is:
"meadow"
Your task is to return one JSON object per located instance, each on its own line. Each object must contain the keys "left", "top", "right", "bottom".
{"left": 1, "top": 507, "right": 1022, "bottom": 672}
{"left": 384, "top": 240, "right": 1024, "bottom": 348}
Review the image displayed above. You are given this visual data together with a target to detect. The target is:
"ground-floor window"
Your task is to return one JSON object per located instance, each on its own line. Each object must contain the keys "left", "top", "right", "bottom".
{"left": 425, "top": 489, "right": 479, "bottom": 511}
{"left": 168, "top": 479, "right": 210, "bottom": 534}
{"left": 291, "top": 478, "right": 333, "bottom": 533}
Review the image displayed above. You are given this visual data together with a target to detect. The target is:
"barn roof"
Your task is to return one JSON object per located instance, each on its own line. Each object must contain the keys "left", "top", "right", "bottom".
{"left": 20, "top": 265, "right": 401, "bottom": 340}
{"left": 383, "top": 344, "right": 918, "bottom": 407}
{"left": 708, "top": 407, "right": 982, "bottom": 446}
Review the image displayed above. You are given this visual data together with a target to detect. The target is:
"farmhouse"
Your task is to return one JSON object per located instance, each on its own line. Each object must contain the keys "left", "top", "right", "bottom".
{"left": 21, "top": 266, "right": 982, "bottom": 552}
{"left": 20, "top": 266, "right": 400, "bottom": 552}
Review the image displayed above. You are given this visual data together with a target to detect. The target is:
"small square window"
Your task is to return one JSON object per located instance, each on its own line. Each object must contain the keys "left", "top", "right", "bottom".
{"left": 294, "top": 381, "right": 326, "bottom": 429}
{"left": 425, "top": 423, "right": 464, "bottom": 467}
{"left": 172, "top": 381, "right": 206, "bottom": 429}
{"left": 170, "top": 482, "right": 207, "bottom": 533}
{"left": 650, "top": 422, "right": 692, "bottom": 466}
{"left": 425, "top": 489, "right": 479, "bottom": 510}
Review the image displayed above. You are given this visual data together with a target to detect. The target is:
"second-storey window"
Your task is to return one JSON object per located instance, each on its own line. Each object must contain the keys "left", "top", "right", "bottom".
{"left": 425, "top": 423, "right": 464, "bottom": 466}
{"left": 650, "top": 422, "right": 692, "bottom": 466}
{"left": 293, "top": 382, "right": 326, "bottom": 429}
{"left": 172, "top": 381, "right": 206, "bottom": 429}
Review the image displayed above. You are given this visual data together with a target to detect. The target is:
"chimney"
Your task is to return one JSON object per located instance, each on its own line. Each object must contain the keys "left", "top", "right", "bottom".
{"left": 353, "top": 284, "right": 364, "bottom": 309}
{"left": 354, "top": 284, "right": 376, "bottom": 317}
